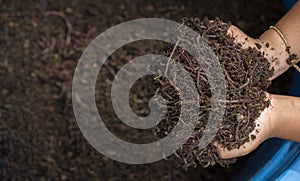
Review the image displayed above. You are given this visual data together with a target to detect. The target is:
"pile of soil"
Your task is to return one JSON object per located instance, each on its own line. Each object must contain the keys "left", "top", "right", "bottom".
{"left": 153, "top": 17, "right": 273, "bottom": 168}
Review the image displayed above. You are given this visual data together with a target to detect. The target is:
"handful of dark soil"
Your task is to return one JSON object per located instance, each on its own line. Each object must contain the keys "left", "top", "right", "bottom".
{"left": 153, "top": 18, "right": 273, "bottom": 169}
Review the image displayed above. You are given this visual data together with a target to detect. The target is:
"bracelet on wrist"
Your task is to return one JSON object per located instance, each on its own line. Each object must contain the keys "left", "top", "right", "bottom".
{"left": 269, "top": 25, "right": 300, "bottom": 72}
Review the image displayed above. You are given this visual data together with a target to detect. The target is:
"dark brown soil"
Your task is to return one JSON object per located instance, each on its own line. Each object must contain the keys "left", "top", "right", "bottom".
{"left": 153, "top": 18, "right": 272, "bottom": 169}
{"left": 0, "top": 0, "right": 291, "bottom": 180}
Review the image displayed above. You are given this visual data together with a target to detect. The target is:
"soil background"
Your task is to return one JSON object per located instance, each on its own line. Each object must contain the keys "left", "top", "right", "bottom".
{"left": 0, "top": 0, "right": 293, "bottom": 180}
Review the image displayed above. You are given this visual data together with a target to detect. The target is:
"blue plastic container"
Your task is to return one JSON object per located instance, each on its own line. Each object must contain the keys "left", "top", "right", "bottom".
{"left": 234, "top": 1, "right": 300, "bottom": 180}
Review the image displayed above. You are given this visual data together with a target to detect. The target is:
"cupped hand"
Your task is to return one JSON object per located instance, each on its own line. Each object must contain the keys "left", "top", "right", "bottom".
{"left": 215, "top": 93, "right": 277, "bottom": 159}
{"left": 227, "top": 25, "right": 290, "bottom": 80}
{"left": 214, "top": 25, "right": 288, "bottom": 159}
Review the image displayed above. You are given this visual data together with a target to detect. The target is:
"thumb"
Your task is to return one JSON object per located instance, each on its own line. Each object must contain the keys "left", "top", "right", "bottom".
{"left": 228, "top": 25, "right": 262, "bottom": 50}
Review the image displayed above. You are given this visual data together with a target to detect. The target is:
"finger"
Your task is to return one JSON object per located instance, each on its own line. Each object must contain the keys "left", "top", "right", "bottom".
{"left": 227, "top": 25, "right": 262, "bottom": 50}
{"left": 227, "top": 25, "right": 250, "bottom": 47}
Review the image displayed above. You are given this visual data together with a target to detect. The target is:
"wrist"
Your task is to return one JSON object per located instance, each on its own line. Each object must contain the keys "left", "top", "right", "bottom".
{"left": 269, "top": 95, "right": 300, "bottom": 142}
{"left": 259, "top": 29, "right": 290, "bottom": 62}
{"left": 267, "top": 94, "right": 281, "bottom": 138}
{"left": 258, "top": 29, "right": 290, "bottom": 79}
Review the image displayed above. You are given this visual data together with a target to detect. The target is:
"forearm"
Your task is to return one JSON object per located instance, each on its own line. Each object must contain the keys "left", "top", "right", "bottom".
{"left": 259, "top": 1, "right": 300, "bottom": 77}
{"left": 276, "top": 0, "right": 300, "bottom": 57}
{"left": 272, "top": 94, "right": 300, "bottom": 142}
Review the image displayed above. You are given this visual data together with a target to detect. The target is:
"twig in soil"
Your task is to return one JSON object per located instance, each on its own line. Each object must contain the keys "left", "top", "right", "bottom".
{"left": 162, "top": 91, "right": 174, "bottom": 100}
{"left": 164, "top": 40, "right": 180, "bottom": 76}
{"left": 103, "top": 63, "right": 116, "bottom": 78}
{"left": 44, "top": 11, "right": 73, "bottom": 46}
{"left": 178, "top": 117, "right": 189, "bottom": 127}
{"left": 217, "top": 99, "right": 247, "bottom": 103}
{"left": 197, "top": 70, "right": 208, "bottom": 83}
